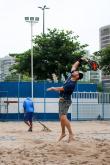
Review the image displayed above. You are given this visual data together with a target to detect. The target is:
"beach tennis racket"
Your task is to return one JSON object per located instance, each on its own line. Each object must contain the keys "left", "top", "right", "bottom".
{"left": 87, "top": 59, "right": 99, "bottom": 71}
{"left": 81, "top": 57, "right": 99, "bottom": 71}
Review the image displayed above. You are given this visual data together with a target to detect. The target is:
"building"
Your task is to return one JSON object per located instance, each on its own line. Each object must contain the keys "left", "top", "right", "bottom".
{"left": 82, "top": 70, "right": 102, "bottom": 83}
{"left": 89, "top": 70, "right": 102, "bottom": 83}
{"left": 99, "top": 25, "right": 110, "bottom": 49}
{"left": 99, "top": 25, "right": 110, "bottom": 80}
{"left": 0, "top": 56, "right": 15, "bottom": 81}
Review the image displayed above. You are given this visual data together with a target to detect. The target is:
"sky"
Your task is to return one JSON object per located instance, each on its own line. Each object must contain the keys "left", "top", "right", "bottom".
{"left": 0, "top": 0, "right": 110, "bottom": 58}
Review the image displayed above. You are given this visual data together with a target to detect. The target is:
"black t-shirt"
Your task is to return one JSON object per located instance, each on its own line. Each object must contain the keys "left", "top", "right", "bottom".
{"left": 60, "top": 74, "right": 76, "bottom": 100}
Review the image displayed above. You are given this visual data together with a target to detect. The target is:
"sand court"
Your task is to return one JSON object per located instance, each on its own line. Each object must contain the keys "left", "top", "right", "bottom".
{"left": 0, "top": 121, "right": 110, "bottom": 165}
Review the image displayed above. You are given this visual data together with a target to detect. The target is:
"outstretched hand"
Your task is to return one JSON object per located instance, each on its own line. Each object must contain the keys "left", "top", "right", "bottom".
{"left": 46, "top": 88, "right": 51, "bottom": 91}
{"left": 81, "top": 57, "right": 88, "bottom": 62}
{"left": 46, "top": 87, "right": 55, "bottom": 91}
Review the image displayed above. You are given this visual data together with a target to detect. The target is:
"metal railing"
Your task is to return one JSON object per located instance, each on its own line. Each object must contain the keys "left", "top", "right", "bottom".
{"left": 0, "top": 92, "right": 110, "bottom": 121}
{"left": 71, "top": 92, "right": 110, "bottom": 120}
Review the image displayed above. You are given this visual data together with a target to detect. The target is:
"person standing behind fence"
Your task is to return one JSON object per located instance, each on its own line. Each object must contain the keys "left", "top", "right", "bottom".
{"left": 47, "top": 57, "right": 86, "bottom": 142}
{"left": 23, "top": 97, "right": 34, "bottom": 132}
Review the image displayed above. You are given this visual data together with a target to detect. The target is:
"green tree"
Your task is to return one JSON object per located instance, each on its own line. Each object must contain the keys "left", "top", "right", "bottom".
{"left": 94, "top": 46, "right": 110, "bottom": 74}
{"left": 10, "top": 29, "right": 87, "bottom": 81}
{"left": 4, "top": 73, "right": 31, "bottom": 82}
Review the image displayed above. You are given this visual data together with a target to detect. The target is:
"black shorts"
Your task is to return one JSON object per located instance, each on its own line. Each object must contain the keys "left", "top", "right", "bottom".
{"left": 24, "top": 112, "right": 33, "bottom": 122}
{"left": 59, "top": 100, "right": 72, "bottom": 116}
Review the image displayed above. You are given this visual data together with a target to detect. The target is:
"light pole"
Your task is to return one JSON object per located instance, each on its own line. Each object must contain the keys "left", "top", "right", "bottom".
{"left": 38, "top": 5, "right": 50, "bottom": 34}
{"left": 25, "top": 17, "right": 39, "bottom": 99}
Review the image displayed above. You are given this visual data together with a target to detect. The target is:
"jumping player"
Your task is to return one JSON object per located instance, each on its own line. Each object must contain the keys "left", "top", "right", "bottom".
{"left": 47, "top": 57, "right": 85, "bottom": 142}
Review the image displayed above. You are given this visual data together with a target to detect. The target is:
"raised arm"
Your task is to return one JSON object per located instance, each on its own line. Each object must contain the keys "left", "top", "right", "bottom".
{"left": 71, "top": 57, "right": 87, "bottom": 72}
{"left": 71, "top": 60, "right": 81, "bottom": 72}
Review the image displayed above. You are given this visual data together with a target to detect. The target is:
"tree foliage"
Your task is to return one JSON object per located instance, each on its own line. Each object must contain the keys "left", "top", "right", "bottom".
{"left": 94, "top": 46, "right": 110, "bottom": 74}
{"left": 10, "top": 29, "right": 87, "bottom": 81}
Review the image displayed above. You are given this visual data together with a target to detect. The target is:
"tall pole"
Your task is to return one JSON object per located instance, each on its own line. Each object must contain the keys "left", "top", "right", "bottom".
{"left": 43, "top": 7, "right": 45, "bottom": 34}
{"left": 31, "top": 22, "right": 34, "bottom": 98}
{"left": 25, "top": 17, "right": 39, "bottom": 99}
{"left": 38, "top": 5, "right": 50, "bottom": 34}
{"left": 18, "top": 74, "right": 20, "bottom": 120}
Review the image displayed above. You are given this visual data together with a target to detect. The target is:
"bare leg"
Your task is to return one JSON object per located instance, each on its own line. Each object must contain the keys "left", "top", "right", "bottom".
{"left": 29, "top": 121, "right": 33, "bottom": 131}
{"left": 24, "top": 121, "right": 32, "bottom": 131}
{"left": 58, "top": 115, "right": 66, "bottom": 141}
{"left": 59, "top": 115, "right": 74, "bottom": 142}
{"left": 24, "top": 121, "right": 31, "bottom": 127}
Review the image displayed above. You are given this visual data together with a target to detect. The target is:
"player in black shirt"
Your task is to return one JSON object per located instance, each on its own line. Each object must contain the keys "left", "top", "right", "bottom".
{"left": 47, "top": 57, "right": 84, "bottom": 142}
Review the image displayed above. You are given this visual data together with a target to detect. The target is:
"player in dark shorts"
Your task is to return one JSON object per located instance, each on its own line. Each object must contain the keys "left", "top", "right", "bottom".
{"left": 23, "top": 97, "right": 34, "bottom": 132}
{"left": 47, "top": 57, "right": 85, "bottom": 142}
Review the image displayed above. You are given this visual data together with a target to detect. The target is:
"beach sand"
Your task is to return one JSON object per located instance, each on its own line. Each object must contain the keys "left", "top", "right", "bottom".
{"left": 0, "top": 121, "right": 110, "bottom": 165}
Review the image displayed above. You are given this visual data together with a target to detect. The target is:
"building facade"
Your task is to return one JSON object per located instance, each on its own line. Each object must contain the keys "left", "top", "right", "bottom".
{"left": 99, "top": 25, "right": 110, "bottom": 49}
{"left": 0, "top": 56, "right": 15, "bottom": 81}
{"left": 99, "top": 25, "right": 110, "bottom": 81}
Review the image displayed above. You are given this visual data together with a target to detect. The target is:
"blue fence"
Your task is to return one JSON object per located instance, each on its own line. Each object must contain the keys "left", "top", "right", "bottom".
{"left": 0, "top": 81, "right": 97, "bottom": 98}
{"left": 0, "top": 82, "right": 97, "bottom": 121}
